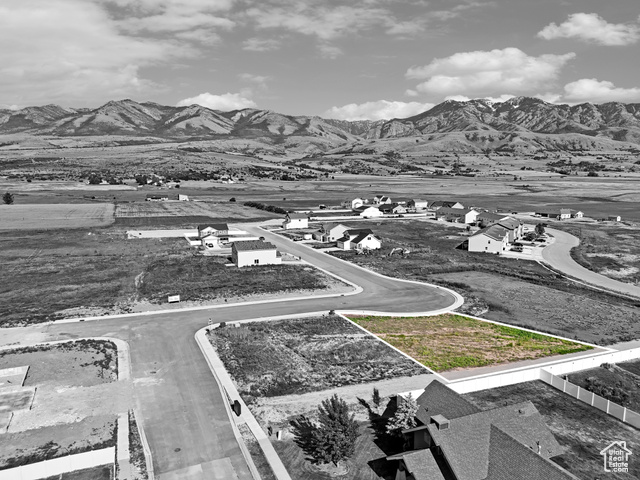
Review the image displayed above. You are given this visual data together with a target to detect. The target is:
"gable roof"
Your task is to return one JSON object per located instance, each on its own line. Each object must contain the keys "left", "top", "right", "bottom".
{"left": 485, "top": 426, "right": 578, "bottom": 480}
{"left": 232, "top": 240, "right": 277, "bottom": 252}
{"left": 437, "top": 207, "right": 477, "bottom": 216}
{"left": 427, "top": 401, "right": 564, "bottom": 480}
{"left": 286, "top": 212, "right": 308, "bottom": 220}
{"left": 477, "top": 212, "right": 507, "bottom": 222}
{"left": 352, "top": 231, "right": 380, "bottom": 244}
{"left": 198, "top": 223, "right": 229, "bottom": 233}
{"left": 415, "top": 380, "right": 480, "bottom": 425}
{"left": 430, "top": 201, "right": 463, "bottom": 209}
{"left": 496, "top": 217, "right": 521, "bottom": 230}
{"left": 392, "top": 449, "right": 447, "bottom": 480}
{"left": 473, "top": 224, "right": 509, "bottom": 241}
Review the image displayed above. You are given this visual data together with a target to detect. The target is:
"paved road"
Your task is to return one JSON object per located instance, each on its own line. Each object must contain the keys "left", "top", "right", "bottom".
{"left": 4, "top": 228, "right": 462, "bottom": 480}
{"left": 542, "top": 228, "right": 640, "bottom": 299}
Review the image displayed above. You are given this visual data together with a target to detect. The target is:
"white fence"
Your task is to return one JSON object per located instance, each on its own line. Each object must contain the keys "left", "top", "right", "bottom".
{"left": 0, "top": 447, "right": 115, "bottom": 480}
{"left": 540, "top": 369, "right": 640, "bottom": 429}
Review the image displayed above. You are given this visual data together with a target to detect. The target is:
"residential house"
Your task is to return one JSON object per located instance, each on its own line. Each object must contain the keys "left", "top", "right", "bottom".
{"left": 608, "top": 215, "right": 621, "bottom": 222}
{"left": 407, "top": 199, "right": 429, "bottom": 211}
{"left": 388, "top": 380, "right": 577, "bottom": 480}
{"left": 535, "top": 209, "right": 571, "bottom": 220}
{"left": 351, "top": 198, "right": 365, "bottom": 209}
{"left": 468, "top": 224, "right": 510, "bottom": 253}
{"left": 282, "top": 212, "right": 309, "bottom": 229}
{"left": 178, "top": 194, "right": 189, "bottom": 201}
{"left": 496, "top": 217, "right": 524, "bottom": 242}
{"left": 198, "top": 223, "right": 230, "bottom": 249}
{"left": 145, "top": 194, "right": 169, "bottom": 201}
{"left": 436, "top": 207, "right": 479, "bottom": 224}
{"left": 570, "top": 210, "right": 583, "bottom": 218}
{"left": 429, "top": 201, "right": 464, "bottom": 210}
{"left": 476, "top": 212, "right": 508, "bottom": 228}
{"left": 313, "top": 223, "right": 349, "bottom": 242}
{"left": 378, "top": 203, "right": 407, "bottom": 215}
{"left": 355, "top": 205, "right": 384, "bottom": 218}
{"left": 337, "top": 229, "right": 382, "bottom": 251}
{"left": 232, "top": 240, "right": 281, "bottom": 267}
{"left": 373, "top": 195, "right": 392, "bottom": 205}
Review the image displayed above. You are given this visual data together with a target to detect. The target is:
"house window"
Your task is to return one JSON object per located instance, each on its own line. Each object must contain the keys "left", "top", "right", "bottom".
{"left": 254, "top": 259, "right": 260, "bottom": 265}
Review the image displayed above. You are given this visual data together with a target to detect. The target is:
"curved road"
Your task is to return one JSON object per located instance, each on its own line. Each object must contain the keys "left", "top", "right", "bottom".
{"left": 543, "top": 228, "right": 640, "bottom": 299}
{"left": 2, "top": 227, "right": 462, "bottom": 480}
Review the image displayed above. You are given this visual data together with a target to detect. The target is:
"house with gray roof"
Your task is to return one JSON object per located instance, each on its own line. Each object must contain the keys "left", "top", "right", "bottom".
{"left": 232, "top": 240, "right": 281, "bottom": 267}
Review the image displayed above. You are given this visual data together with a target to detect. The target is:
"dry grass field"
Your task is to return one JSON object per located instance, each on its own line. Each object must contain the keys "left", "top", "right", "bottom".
{"left": 0, "top": 204, "right": 114, "bottom": 230}
{"left": 348, "top": 314, "right": 591, "bottom": 371}
{"left": 464, "top": 381, "right": 640, "bottom": 480}
{"left": 115, "top": 200, "right": 278, "bottom": 220}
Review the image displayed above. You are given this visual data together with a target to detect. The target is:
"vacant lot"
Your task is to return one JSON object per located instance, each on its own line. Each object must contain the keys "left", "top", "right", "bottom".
{"left": 348, "top": 314, "right": 591, "bottom": 371}
{"left": 208, "top": 315, "right": 424, "bottom": 403}
{"left": 464, "top": 381, "right": 640, "bottom": 480}
{"left": 568, "top": 364, "right": 640, "bottom": 412}
{"left": 0, "top": 204, "right": 114, "bottom": 230}
{"left": 619, "top": 358, "right": 640, "bottom": 376}
{"left": 116, "top": 200, "right": 278, "bottom": 221}
{"left": 43, "top": 465, "right": 113, "bottom": 480}
{"left": 0, "top": 340, "right": 118, "bottom": 387}
{"left": 330, "top": 219, "right": 640, "bottom": 345}
{"left": 0, "top": 415, "right": 117, "bottom": 469}
{"left": 560, "top": 222, "right": 640, "bottom": 285}
{"left": 429, "top": 271, "right": 640, "bottom": 345}
{"left": 0, "top": 228, "right": 337, "bottom": 325}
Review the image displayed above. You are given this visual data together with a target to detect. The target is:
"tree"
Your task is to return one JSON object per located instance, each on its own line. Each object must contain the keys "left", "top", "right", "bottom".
{"left": 535, "top": 223, "right": 545, "bottom": 236}
{"left": 292, "top": 394, "right": 360, "bottom": 466}
{"left": 386, "top": 393, "right": 417, "bottom": 436}
{"left": 3, "top": 192, "right": 14, "bottom": 205}
{"left": 372, "top": 387, "right": 381, "bottom": 412}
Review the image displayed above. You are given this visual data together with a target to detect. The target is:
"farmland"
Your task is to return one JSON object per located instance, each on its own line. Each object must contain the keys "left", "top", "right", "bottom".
{"left": 0, "top": 204, "right": 114, "bottom": 230}
{"left": 348, "top": 314, "right": 592, "bottom": 371}
{"left": 207, "top": 315, "right": 424, "bottom": 403}
{"left": 464, "top": 381, "right": 640, "bottom": 480}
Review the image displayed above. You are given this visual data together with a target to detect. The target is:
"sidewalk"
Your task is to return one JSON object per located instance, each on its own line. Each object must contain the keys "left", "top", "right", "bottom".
{"left": 195, "top": 328, "right": 292, "bottom": 480}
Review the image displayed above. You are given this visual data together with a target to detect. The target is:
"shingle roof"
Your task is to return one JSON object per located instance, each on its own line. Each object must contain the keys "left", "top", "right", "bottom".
{"left": 415, "top": 380, "right": 481, "bottom": 425}
{"left": 478, "top": 212, "right": 507, "bottom": 222}
{"left": 437, "top": 207, "right": 476, "bottom": 216}
{"left": 496, "top": 217, "right": 521, "bottom": 230}
{"left": 232, "top": 240, "right": 277, "bottom": 252}
{"left": 473, "top": 224, "right": 509, "bottom": 241}
{"left": 485, "top": 426, "right": 578, "bottom": 480}
{"left": 198, "top": 223, "right": 229, "bottom": 233}
{"left": 430, "top": 201, "right": 463, "bottom": 209}
{"left": 428, "top": 401, "right": 563, "bottom": 480}
{"left": 399, "top": 449, "right": 446, "bottom": 480}
{"left": 287, "top": 212, "right": 308, "bottom": 219}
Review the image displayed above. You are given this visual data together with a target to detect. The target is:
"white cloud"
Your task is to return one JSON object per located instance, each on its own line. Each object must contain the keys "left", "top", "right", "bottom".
{"left": 406, "top": 48, "right": 575, "bottom": 97}
{"left": 428, "top": 1, "right": 496, "bottom": 21}
{"left": 562, "top": 78, "right": 640, "bottom": 103}
{"left": 176, "top": 92, "right": 257, "bottom": 110}
{"left": 242, "top": 37, "right": 281, "bottom": 52}
{"left": 324, "top": 100, "right": 434, "bottom": 121}
{"left": 538, "top": 13, "right": 640, "bottom": 46}
{"left": 318, "top": 44, "right": 343, "bottom": 59}
{"left": 405, "top": 89, "right": 419, "bottom": 97}
{"left": 0, "top": 0, "right": 191, "bottom": 106}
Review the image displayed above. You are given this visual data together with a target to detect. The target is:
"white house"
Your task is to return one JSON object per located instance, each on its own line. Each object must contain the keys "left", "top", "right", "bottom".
{"left": 468, "top": 224, "right": 510, "bottom": 253}
{"left": 282, "top": 212, "right": 309, "bottom": 229}
{"left": 198, "top": 223, "right": 229, "bottom": 249}
{"left": 232, "top": 240, "right": 281, "bottom": 267}
{"left": 436, "top": 207, "right": 479, "bottom": 224}
{"left": 178, "top": 194, "right": 189, "bottom": 201}
{"left": 428, "top": 201, "right": 464, "bottom": 210}
{"left": 408, "top": 199, "right": 429, "bottom": 211}
{"left": 314, "top": 223, "right": 349, "bottom": 242}
{"left": 372, "top": 195, "right": 392, "bottom": 205}
{"left": 357, "top": 206, "right": 384, "bottom": 218}
{"left": 338, "top": 229, "right": 382, "bottom": 251}
{"left": 349, "top": 198, "right": 364, "bottom": 209}
{"left": 496, "top": 217, "right": 524, "bottom": 242}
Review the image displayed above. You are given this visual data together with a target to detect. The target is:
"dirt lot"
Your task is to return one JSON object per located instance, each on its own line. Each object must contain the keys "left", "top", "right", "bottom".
{"left": 560, "top": 222, "right": 640, "bottom": 285}
{"left": 43, "top": 465, "right": 113, "bottom": 480}
{"left": 464, "top": 381, "right": 640, "bottom": 480}
{"left": 619, "top": 358, "right": 640, "bottom": 377}
{"left": 208, "top": 315, "right": 424, "bottom": 404}
{"left": 0, "top": 227, "right": 338, "bottom": 325}
{"left": 348, "top": 314, "right": 591, "bottom": 371}
{"left": 0, "top": 415, "right": 117, "bottom": 469}
{"left": 0, "top": 204, "right": 114, "bottom": 230}
{"left": 329, "top": 219, "right": 640, "bottom": 345}
{"left": 0, "top": 340, "right": 118, "bottom": 387}
{"left": 430, "top": 271, "right": 640, "bottom": 345}
{"left": 115, "top": 200, "right": 278, "bottom": 221}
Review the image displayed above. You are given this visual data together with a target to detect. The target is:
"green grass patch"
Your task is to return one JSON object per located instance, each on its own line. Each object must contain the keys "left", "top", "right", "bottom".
{"left": 348, "top": 313, "right": 592, "bottom": 372}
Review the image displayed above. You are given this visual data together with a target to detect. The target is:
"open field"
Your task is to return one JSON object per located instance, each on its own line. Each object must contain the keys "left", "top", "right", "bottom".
{"left": 464, "top": 381, "right": 640, "bottom": 480}
{"left": 208, "top": 315, "right": 424, "bottom": 403}
{"left": 115, "top": 200, "right": 279, "bottom": 222}
{"left": 0, "top": 204, "right": 114, "bottom": 230}
{"left": 348, "top": 314, "right": 591, "bottom": 371}
{"left": 619, "top": 358, "right": 640, "bottom": 376}
{"left": 330, "top": 219, "right": 640, "bottom": 344}
{"left": 0, "top": 340, "right": 118, "bottom": 387}
{"left": 0, "top": 227, "right": 338, "bottom": 325}
{"left": 559, "top": 222, "right": 640, "bottom": 285}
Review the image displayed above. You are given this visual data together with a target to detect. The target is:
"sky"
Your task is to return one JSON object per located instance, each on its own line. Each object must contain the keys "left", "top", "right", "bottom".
{"left": 1, "top": 0, "right": 640, "bottom": 120}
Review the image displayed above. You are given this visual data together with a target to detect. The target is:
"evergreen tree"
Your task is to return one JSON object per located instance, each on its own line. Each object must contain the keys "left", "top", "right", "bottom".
{"left": 2, "top": 192, "right": 14, "bottom": 205}
{"left": 386, "top": 393, "right": 418, "bottom": 436}
{"left": 372, "top": 387, "right": 381, "bottom": 411}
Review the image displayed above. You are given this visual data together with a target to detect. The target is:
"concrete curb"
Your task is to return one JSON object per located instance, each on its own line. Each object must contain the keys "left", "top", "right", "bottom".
{"left": 195, "top": 327, "right": 292, "bottom": 480}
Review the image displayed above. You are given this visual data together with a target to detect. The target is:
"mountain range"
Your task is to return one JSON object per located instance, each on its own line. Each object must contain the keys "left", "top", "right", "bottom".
{"left": 2, "top": 97, "right": 640, "bottom": 154}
